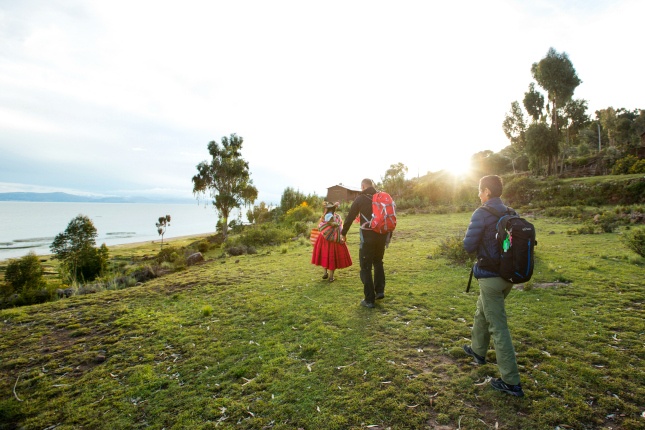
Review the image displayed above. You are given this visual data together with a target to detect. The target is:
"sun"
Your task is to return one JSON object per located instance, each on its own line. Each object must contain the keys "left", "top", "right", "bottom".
{"left": 442, "top": 157, "right": 472, "bottom": 177}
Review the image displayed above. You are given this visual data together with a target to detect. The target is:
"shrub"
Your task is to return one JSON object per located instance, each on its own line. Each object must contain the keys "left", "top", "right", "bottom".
{"left": 2, "top": 252, "right": 52, "bottom": 305}
{"left": 435, "top": 232, "right": 472, "bottom": 265}
{"left": 197, "top": 240, "right": 211, "bottom": 253}
{"left": 225, "top": 244, "right": 257, "bottom": 256}
{"left": 50, "top": 215, "right": 109, "bottom": 284}
{"left": 3, "top": 252, "right": 45, "bottom": 294}
{"left": 156, "top": 246, "right": 181, "bottom": 263}
{"left": 130, "top": 265, "right": 159, "bottom": 282}
{"left": 628, "top": 158, "right": 645, "bottom": 174}
{"left": 623, "top": 228, "right": 645, "bottom": 257}
{"left": 227, "top": 245, "right": 247, "bottom": 256}
{"left": 236, "top": 224, "right": 293, "bottom": 247}
{"left": 292, "top": 221, "right": 312, "bottom": 237}
{"left": 283, "top": 203, "right": 317, "bottom": 225}
{"left": 503, "top": 176, "right": 538, "bottom": 206}
{"left": 611, "top": 155, "right": 639, "bottom": 175}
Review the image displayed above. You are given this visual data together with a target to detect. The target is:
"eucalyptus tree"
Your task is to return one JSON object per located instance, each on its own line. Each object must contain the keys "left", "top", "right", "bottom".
{"left": 559, "top": 98, "right": 590, "bottom": 167}
{"left": 531, "top": 47, "right": 581, "bottom": 132}
{"left": 503, "top": 47, "right": 583, "bottom": 175}
{"left": 502, "top": 101, "right": 528, "bottom": 172}
{"left": 523, "top": 83, "right": 545, "bottom": 123}
{"left": 192, "top": 134, "right": 258, "bottom": 238}
{"left": 597, "top": 107, "right": 645, "bottom": 149}
{"left": 525, "top": 123, "right": 558, "bottom": 175}
{"left": 381, "top": 162, "right": 408, "bottom": 199}
{"left": 502, "top": 101, "right": 527, "bottom": 149}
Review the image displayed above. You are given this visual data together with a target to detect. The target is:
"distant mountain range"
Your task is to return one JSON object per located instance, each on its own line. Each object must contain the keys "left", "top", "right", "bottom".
{"left": 0, "top": 192, "right": 195, "bottom": 204}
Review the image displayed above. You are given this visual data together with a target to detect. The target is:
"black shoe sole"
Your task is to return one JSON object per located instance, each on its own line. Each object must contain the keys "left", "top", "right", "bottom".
{"left": 490, "top": 379, "right": 524, "bottom": 397}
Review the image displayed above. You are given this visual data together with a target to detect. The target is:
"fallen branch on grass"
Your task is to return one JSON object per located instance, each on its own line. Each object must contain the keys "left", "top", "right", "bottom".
{"left": 13, "top": 375, "right": 23, "bottom": 402}
{"left": 336, "top": 361, "right": 356, "bottom": 370}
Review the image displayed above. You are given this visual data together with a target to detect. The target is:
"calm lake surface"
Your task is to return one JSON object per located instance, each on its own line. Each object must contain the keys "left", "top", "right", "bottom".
{"left": 0, "top": 202, "right": 221, "bottom": 261}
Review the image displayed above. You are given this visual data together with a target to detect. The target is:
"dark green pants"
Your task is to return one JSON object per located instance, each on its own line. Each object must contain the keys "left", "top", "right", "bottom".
{"left": 471, "top": 277, "right": 520, "bottom": 385}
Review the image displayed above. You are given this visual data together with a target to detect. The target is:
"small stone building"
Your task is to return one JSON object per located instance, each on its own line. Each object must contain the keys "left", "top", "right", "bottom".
{"left": 326, "top": 184, "right": 361, "bottom": 203}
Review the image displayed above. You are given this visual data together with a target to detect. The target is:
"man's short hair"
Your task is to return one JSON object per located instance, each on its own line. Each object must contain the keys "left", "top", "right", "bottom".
{"left": 361, "top": 178, "right": 374, "bottom": 189}
{"left": 479, "top": 175, "right": 503, "bottom": 198}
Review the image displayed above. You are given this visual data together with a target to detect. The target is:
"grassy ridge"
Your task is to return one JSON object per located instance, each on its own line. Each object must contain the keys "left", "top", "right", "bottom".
{"left": 1, "top": 212, "right": 644, "bottom": 429}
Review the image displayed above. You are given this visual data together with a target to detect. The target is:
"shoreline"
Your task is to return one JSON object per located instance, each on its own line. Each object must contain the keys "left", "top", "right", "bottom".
{"left": 0, "top": 232, "right": 213, "bottom": 263}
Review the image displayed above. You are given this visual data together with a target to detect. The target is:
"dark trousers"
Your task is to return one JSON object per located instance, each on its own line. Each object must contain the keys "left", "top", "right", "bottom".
{"left": 359, "top": 230, "right": 387, "bottom": 303}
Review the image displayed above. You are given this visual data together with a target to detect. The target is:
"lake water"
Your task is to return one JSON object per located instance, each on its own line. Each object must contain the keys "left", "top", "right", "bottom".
{"left": 0, "top": 202, "right": 224, "bottom": 261}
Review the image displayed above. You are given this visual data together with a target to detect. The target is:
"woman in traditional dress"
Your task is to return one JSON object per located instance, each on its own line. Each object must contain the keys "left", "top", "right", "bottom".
{"left": 311, "top": 201, "right": 352, "bottom": 282}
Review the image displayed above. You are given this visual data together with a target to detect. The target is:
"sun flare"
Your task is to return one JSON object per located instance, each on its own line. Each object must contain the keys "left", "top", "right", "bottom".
{"left": 442, "top": 157, "right": 472, "bottom": 176}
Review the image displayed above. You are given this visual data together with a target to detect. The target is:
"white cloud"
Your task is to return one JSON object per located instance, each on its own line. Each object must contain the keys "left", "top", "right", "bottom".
{"left": 0, "top": 0, "right": 643, "bottom": 204}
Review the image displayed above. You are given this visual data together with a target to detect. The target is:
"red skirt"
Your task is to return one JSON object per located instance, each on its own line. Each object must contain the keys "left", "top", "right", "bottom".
{"left": 311, "top": 235, "right": 353, "bottom": 270}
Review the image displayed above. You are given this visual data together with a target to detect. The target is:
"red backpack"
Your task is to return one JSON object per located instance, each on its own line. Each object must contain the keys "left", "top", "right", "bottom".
{"left": 361, "top": 191, "right": 397, "bottom": 235}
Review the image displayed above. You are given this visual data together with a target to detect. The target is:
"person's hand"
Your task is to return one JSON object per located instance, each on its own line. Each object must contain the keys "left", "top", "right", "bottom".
{"left": 341, "top": 234, "right": 346, "bottom": 243}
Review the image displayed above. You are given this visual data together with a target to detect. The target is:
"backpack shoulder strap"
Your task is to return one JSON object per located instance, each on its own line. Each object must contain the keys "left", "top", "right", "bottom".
{"left": 480, "top": 205, "right": 503, "bottom": 218}
{"left": 360, "top": 193, "right": 374, "bottom": 228}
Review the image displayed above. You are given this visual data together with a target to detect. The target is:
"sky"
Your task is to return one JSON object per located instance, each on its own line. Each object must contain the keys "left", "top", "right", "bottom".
{"left": 1, "top": 0, "right": 643, "bottom": 205}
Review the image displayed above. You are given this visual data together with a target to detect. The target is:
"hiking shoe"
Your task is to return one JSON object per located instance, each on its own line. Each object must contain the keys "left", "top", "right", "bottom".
{"left": 375, "top": 293, "right": 385, "bottom": 300}
{"left": 360, "top": 300, "right": 375, "bottom": 308}
{"left": 490, "top": 378, "right": 524, "bottom": 397}
{"left": 463, "top": 345, "right": 486, "bottom": 365}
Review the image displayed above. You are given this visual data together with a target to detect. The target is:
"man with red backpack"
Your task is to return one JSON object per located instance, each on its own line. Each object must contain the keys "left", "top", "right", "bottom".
{"left": 341, "top": 178, "right": 395, "bottom": 308}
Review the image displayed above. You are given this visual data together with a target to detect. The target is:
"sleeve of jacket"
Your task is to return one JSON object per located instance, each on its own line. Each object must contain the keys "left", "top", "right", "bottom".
{"left": 463, "top": 208, "right": 485, "bottom": 253}
{"left": 341, "top": 198, "right": 361, "bottom": 236}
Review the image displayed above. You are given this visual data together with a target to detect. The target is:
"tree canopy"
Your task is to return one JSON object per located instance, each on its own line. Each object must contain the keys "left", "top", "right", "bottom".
{"left": 50, "top": 215, "right": 109, "bottom": 283}
{"left": 192, "top": 134, "right": 258, "bottom": 238}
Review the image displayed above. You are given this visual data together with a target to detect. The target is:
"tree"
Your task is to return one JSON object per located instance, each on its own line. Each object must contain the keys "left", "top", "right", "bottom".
{"left": 3, "top": 252, "right": 48, "bottom": 304}
{"left": 156, "top": 215, "right": 171, "bottom": 247}
{"left": 502, "top": 101, "right": 527, "bottom": 149}
{"left": 525, "top": 123, "right": 558, "bottom": 175}
{"left": 280, "top": 187, "right": 307, "bottom": 213}
{"left": 523, "top": 83, "right": 545, "bottom": 122}
{"left": 192, "top": 134, "right": 258, "bottom": 238}
{"left": 381, "top": 162, "right": 408, "bottom": 199}
{"left": 531, "top": 47, "right": 581, "bottom": 133}
{"left": 559, "top": 98, "right": 590, "bottom": 171}
{"left": 247, "top": 201, "right": 272, "bottom": 225}
{"left": 50, "top": 215, "right": 109, "bottom": 284}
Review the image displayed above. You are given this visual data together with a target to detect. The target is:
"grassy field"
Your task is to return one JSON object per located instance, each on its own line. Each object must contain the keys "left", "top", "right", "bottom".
{"left": 1, "top": 211, "right": 644, "bottom": 429}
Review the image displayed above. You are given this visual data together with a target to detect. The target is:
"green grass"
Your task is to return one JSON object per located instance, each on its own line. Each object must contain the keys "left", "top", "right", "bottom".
{"left": 1, "top": 212, "right": 644, "bottom": 429}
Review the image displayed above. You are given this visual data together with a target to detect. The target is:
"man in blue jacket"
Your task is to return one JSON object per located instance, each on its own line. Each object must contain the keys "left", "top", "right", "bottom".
{"left": 462, "top": 175, "right": 524, "bottom": 397}
{"left": 341, "top": 178, "right": 388, "bottom": 308}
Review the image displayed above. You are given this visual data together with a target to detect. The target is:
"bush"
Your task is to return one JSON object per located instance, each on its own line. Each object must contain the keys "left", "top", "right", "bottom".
{"left": 130, "top": 265, "right": 159, "bottom": 282}
{"left": 50, "top": 215, "right": 109, "bottom": 284}
{"left": 611, "top": 155, "right": 640, "bottom": 175}
{"left": 226, "top": 244, "right": 257, "bottom": 256}
{"left": 156, "top": 246, "right": 181, "bottom": 263}
{"left": 503, "top": 176, "right": 538, "bottom": 206}
{"left": 435, "top": 232, "right": 472, "bottom": 265}
{"left": 4, "top": 252, "right": 45, "bottom": 293}
{"left": 629, "top": 158, "right": 645, "bottom": 174}
{"left": 623, "top": 228, "right": 645, "bottom": 257}
{"left": 292, "top": 221, "right": 312, "bottom": 237}
{"left": 197, "top": 240, "right": 211, "bottom": 253}
{"left": 236, "top": 224, "right": 293, "bottom": 247}
{"left": 2, "top": 252, "right": 52, "bottom": 306}
{"left": 283, "top": 203, "right": 317, "bottom": 225}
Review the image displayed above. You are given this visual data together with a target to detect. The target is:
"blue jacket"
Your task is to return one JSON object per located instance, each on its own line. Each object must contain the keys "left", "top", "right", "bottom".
{"left": 463, "top": 197, "right": 509, "bottom": 279}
